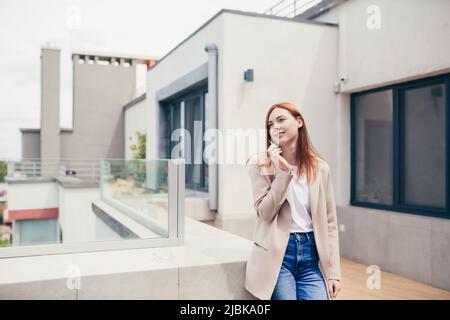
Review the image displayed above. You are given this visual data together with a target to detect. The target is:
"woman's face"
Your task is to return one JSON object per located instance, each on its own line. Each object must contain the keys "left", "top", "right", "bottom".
{"left": 267, "top": 108, "right": 303, "bottom": 146}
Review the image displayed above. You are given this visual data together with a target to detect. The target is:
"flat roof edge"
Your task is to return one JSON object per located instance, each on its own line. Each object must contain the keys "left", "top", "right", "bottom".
{"left": 295, "top": 0, "right": 347, "bottom": 20}
{"left": 221, "top": 9, "right": 338, "bottom": 27}
{"left": 71, "top": 50, "right": 157, "bottom": 62}
{"left": 19, "top": 128, "right": 74, "bottom": 133}
{"left": 19, "top": 128, "right": 40, "bottom": 133}
{"left": 123, "top": 93, "right": 146, "bottom": 111}
{"left": 150, "top": 8, "right": 337, "bottom": 71}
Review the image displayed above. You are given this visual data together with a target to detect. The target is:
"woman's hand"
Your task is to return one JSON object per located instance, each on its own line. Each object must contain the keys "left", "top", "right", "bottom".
{"left": 327, "top": 279, "right": 341, "bottom": 299}
{"left": 267, "top": 144, "right": 291, "bottom": 173}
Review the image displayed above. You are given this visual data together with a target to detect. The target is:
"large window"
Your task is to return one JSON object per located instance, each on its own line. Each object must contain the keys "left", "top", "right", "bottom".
{"left": 13, "top": 218, "right": 59, "bottom": 246}
{"left": 351, "top": 73, "right": 449, "bottom": 218}
{"left": 161, "top": 86, "right": 208, "bottom": 192}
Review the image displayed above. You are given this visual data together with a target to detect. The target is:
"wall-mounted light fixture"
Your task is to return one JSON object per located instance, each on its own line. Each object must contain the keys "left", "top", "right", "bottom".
{"left": 244, "top": 69, "right": 254, "bottom": 82}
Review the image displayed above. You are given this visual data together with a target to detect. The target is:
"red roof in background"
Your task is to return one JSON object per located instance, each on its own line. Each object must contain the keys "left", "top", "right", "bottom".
{"left": 8, "top": 208, "right": 58, "bottom": 221}
{"left": 147, "top": 59, "right": 157, "bottom": 70}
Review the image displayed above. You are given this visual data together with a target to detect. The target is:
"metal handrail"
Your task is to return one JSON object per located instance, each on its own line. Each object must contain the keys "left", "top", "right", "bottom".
{"left": 7, "top": 159, "right": 101, "bottom": 181}
{"left": 263, "top": 0, "right": 321, "bottom": 18}
{"left": 264, "top": 0, "right": 286, "bottom": 15}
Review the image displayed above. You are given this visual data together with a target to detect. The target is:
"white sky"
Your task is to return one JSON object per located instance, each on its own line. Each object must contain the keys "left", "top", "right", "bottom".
{"left": 0, "top": 0, "right": 312, "bottom": 159}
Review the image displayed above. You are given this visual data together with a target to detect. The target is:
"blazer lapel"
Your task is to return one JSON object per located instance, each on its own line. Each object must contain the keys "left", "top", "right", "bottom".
{"left": 266, "top": 166, "right": 321, "bottom": 222}
{"left": 308, "top": 169, "right": 321, "bottom": 223}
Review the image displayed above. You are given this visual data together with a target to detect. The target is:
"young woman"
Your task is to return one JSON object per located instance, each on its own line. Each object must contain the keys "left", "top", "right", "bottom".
{"left": 245, "top": 102, "right": 342, "bottom": 300}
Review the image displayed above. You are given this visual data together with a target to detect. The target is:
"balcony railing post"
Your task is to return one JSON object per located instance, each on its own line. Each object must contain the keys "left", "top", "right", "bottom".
{"left": 168, "top": 158, "right": 185, "bottom": 243}
{"left": 100, "top": 160, "right": 105, "bottom": 200}
{"left": 177, "top": 158, "right": 185, "bottom": 244}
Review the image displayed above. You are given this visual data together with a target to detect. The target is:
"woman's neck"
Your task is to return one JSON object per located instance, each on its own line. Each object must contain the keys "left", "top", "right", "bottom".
{"left": 281, "top": 137, "right": 299, "bottom": 166}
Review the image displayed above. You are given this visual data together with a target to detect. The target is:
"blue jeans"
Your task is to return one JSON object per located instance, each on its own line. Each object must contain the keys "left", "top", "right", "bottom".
{"left": 271, "top": 231, "right": 328, "bottom": 300}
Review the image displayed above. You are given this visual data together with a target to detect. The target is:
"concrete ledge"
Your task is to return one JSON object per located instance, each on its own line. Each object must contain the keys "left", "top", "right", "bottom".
{"left": 92, "top": 201, "right": 140, "bottom": 239}
{"left": 55, "top": 176, "right": 99, "bottom": 188}
{"left": 185, "top": 197, "right": 215, "bottom": 221}
{"left": 0, "top": 217, "right": 255, "bottom": 299}
{"left": 5, "top": 176, "right": 99, "bottom": 188}
{"left": 5, "top": 176, "right": 54, "bottom": 184}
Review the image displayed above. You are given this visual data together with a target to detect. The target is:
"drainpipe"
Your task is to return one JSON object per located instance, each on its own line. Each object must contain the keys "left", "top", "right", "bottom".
{"left": 204, "top": 44, "right": 218, "bottom": 211}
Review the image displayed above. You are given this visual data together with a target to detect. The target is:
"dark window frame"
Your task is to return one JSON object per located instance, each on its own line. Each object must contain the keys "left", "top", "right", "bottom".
{"left": 161, "top": 86, "right": 208, "bottom": 193}
{"left": 351, "top": 73, "right": 450, "bottom": 219}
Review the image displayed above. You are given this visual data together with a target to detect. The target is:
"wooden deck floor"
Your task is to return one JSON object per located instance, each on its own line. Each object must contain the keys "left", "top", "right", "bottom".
{"left": 336, "top": 258, "right": 450, "bottom": 300}
{"left": 201, "top": 219, "right": 450, "bottom": 300}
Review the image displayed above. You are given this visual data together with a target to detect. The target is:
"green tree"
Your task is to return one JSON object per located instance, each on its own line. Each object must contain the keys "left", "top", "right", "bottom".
{"left": 128, "top": 132, "right": 147, "bottom": 189}
{"left": 129, "top": 132, "right": 146, "bottom": 160}
{"left": 0, "top": 161, "right": 6, "bottom": 183}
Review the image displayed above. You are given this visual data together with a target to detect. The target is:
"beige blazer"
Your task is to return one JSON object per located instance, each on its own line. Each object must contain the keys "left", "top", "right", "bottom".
{"left": 245, "top": 155, "right": 341, "bottom": 300}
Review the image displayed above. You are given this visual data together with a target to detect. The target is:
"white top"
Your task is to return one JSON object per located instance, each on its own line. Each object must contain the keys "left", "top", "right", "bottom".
{"left": 289, "top": 170, "right": 314, "bottom": 233}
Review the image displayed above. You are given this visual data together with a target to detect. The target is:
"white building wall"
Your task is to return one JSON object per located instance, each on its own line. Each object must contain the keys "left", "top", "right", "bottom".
{"left": 7, "top": 183, "right": 58, "bottom": 210}
{"left": 313, "top": 0, "right": 450, "bottom": 209}
{"left": 144, "top": 12, "right": 340, "bottom": 220}
{"left": 334, "top": 0, "right": 450, "bottom": 93}
{"left": 124, "top": 98, "right": 149, "bottom": 160}
{"left": 58, "top": 186, "right": 99, "bottom": 243}
{"left": 219, "top": 13, "right": 339, "bottom": 219}
{"left": 312, "top": 7, "right": 340, "bottom": 24}
{"left": 311, "top": 0, "right": 450, "bottom": 291}
{"left": 146, "top": 14, "right": 225, "bottom": 162}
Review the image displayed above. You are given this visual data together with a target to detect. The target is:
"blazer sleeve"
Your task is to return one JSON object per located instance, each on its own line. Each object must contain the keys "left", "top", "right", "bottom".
{"left": 247, "top": 163, "right": 293, "bottom": 222}
{"left": 325, "top": 167, "right": 342, "bottom": 280}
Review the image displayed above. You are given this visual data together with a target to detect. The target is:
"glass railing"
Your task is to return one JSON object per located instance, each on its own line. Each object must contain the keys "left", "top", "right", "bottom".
{"left": 0, "top": 158, "right": 185, "bottom": 258}
{"left": 6, "top": 158, "right": 100, "bottom": 182}
{"left": 100, "top": 159, "right": 171, "bottom": 239}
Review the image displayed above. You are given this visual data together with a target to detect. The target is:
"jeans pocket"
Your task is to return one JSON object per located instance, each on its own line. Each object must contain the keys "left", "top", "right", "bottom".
{"left": 304, "top": 240, "right": 319, "bottom": 262}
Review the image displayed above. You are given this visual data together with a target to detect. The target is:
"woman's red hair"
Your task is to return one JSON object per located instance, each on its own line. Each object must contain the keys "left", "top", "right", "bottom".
{"left": 248, "top": 102, "right": 323, "bottom": 184}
